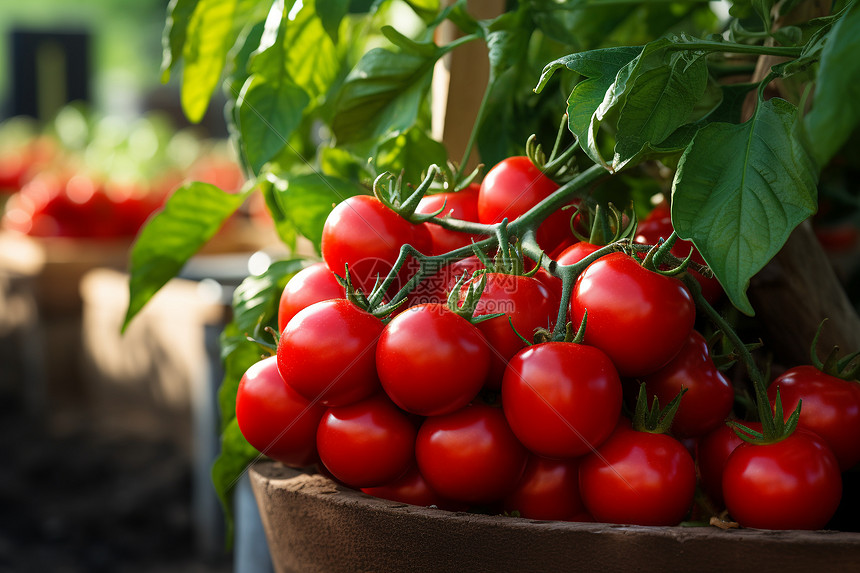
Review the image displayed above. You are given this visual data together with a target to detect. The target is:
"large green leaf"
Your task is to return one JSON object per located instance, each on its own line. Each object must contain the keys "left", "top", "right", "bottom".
{"left": 283, "top": 0, "right": 340, "bottom": 103}
{"left": 123, "top": 182, "right": 248, "bottom": 331}
{"left": 272, "top": 172, "right": 365, "bottom": 248}
{"left": 317, "top": 0, "right": 350, "bottom": 42}
{"left": 237, "top": 74, "right": 310, "bottom": 175}
{"left": 672, "top": 98, "right": 818, "bottom": 315}
{"left": 331, "top": 45, "right": 443, "bottom": 143}
{"left": 161, "top": 0, "right": 200, "bottom": 83}
{"left": 482, "top": 6, "right": 532, "bottom": 82}
{"left": 804, "top": 1, "right": 860, "bottom": 168}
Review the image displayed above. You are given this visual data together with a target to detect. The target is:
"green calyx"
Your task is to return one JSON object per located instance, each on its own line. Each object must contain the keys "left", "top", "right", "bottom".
{"left": 640, "top": 230, "right": 694, "bottom": 277}
{"left": 525, "top": 114, "right": 580, "bottom": 184}
{"left": 446, "top": 271, "right": 503, "bottom": 325}
{"left": 373, "top": 164, "right": 442, "bottom": 223}
{"left": 632, "top": 383, "right": 687, "bottom": 434}
{"left": 810, "top": 319, "right": 860, "bottom": 382}
{"left": 572, "top": 202, "right": 638, "bottom": 246}
{"left": 473, "top": 226, "right": 543, "bottom": 278}
{"left": 729, "top": 389, "right": 801, "bottom": 446}
{"left": 335, "top": 264, "right": 406, "bottom": 319}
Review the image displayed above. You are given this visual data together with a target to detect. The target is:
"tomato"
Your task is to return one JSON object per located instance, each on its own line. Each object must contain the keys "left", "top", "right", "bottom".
{"left": 469, "top": 272, "right": 559, "bottom": 389}
{"left": 316, "top": 394, "right": 416, "bottom": 488}
{"left": 571, "top": 252, "right": 695, "bottom": 377}
{"left": 415, "top": 184, "right": 484, "bottom": 255}
{"left": 478, "top": 156, "right": 571, "bottom": 252}
{"left": 767, "top": 366, "right": 860, "bottom": 471}
{"left": 502, "top": 342, "right": 622, "bottom": 458}
{"left": 235, "top": 356, "right": 325, "bottom": 467}
{"left": 502, "top": 455, "right": 588, "bottom": 521}
{"left": 416, "top": 404, "right": 528, "bottom": 505}
{"left": 321, "top": 195, "right": 432, "bottom": 293}
{"left": 556, "top": 241, "right": 601, "bottom": 266}
{"left": 376, "top": 303, "right": 489, "bottom": 416}
{"left": 277, "top": 299, "right": 384, "bottom": 407}
{"left": 641, "top": 331, "right": 734, "bottom": 438}
{"left": 696, "top": 422, "right": 762, "bottom": 507}
{"left": 579, "top": 428, "right": 697, "bottom": 526}
{"left": 635, "top": 211, "right": 723, "bottom": 304}
{"left": 361, "top": 464, "right": 465, "bottom": 510}
{"left": 277, "top": 262, "right": 345, "bottom": 333}
{"left": 722, "top": 430, "right": 842, "bottom": 530}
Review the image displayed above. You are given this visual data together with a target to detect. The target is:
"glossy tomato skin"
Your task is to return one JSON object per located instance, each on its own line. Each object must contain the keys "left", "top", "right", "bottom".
{"left": 556, "top": 241, "right": 601, "bottom": 266}
{"left": 502, "top": 342, "right": 622, "bottom": 458}
{"left": 316, "top": 394, "right": 416, "bottom": 488}
{"left": 321, "top": 195, "right": 432, "bottom": 293}
{"left": 767, "top": 366, "right": 860, "bottom": 471}
{"left": 635, "top": 211, "right": 723, "bottom": 304}
{"left": 723, "top": 431, "right": 842, "bottom": 530}
{"left": 695, "top": 422, "right": 762, "bottom": 507}
{"left": 502, "top": 455, "right": 587, "bottom": 521}
{"left": 642, "top": 331, "right": 734, "bottom": 438}
{"left": 235, "top": 356, "right": 325, "bottom": 467}
{"left": 579, "top": 430, "right": 697, "bottom": 526}
{"left": 277, "top": 262, "right": 345, "bottom": 333}
{"left": 416, "top": 404, "right": 528, "bottom": 505}
{"left": 478, "top": 156, "right": 571, "bottom": 252}
{"left": 277, "top": 299, "right": 384, "bottom": 407}
{"left": 415, "top": 184, "right": 484, "bottom": 255}
{"left": 376, "top": 304, "right": 490, "bottom": 416}
{"left": 571, "top": 252, "right": 695, "bottom": 377}
{"left": 470, "top": 273, "right": 559, "bottom": 390}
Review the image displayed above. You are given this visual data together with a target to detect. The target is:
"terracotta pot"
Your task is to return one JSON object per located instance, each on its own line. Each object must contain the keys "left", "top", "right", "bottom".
{"left": 250, "top": 460, "right": 860, "bottom": 573}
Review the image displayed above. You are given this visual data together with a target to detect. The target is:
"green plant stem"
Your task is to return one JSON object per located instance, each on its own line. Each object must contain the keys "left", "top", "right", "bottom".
{"left": 455, "top": 78, "right": 495, "bottom": 182}
{"left": 674, "top": 39, "right": 803, "bottom": 59}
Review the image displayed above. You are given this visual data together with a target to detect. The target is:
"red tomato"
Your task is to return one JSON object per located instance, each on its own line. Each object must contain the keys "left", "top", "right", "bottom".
{"left": 579, "top": 429, "right": 697, "bottom": 526}
{"left": 416, "top": 404, "right": 528, "bottom": 505}
{"left": 695, "top": 422, "right": 762, "bottom": 507}
{"left": 502, "top": 342, "right": 622, "bottom": 458}
{"left": 469, "top": 273, "right": 559, "bottom": 389}
{"left": 376, "top": 303, "right": 489, "bottom": 416}
{"left": 556, "top": 241, "right": 601, "bottom": 266}
{"left": 316, "top": 394, "right": 416, "bottom": 488}
{"left": 277, "top": 299, "right": 383, "bottom": 407}
{"left": 641, "top": 331, "right": 734, "bottom": 438}
{"left": 571, "top": 252, "right": 695, "bottom": 377}
{"left": 415, "top": 184, "right": 484, "bottom": 255}
{"left": 723, "top": 431, "right": 842, "bottom": 530}
{"left": 321, "top": 195, "right": 431, "bottom": 293}
{"left": 361, "top": 464, "right": 464, "bottom": 510}
{"left": 635, "top": 211, "right": 723, "bottom": 304}
{"left": 277, "top": 262, "right": 345, "bottom": 333}
{"left": 767, "top": 366, "right": 860, "bottom": 471}
{"left": 235, "top": 356, "right": 325, "bottom": 467}
{"left": 478, "top": 156, "right": 571, "bottom": 252}
{"left": 502, "top": 455, "right": 587, "bottom": 521}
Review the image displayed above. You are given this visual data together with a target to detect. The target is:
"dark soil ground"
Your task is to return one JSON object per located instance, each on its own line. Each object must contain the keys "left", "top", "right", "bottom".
{"left": 0, "top": 394, "right": 233, "bottom": 573}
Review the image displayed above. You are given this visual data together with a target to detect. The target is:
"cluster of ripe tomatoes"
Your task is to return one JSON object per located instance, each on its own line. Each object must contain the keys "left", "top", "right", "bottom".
{"left": 236, "top": 156, "right": 857, "bottom": 530}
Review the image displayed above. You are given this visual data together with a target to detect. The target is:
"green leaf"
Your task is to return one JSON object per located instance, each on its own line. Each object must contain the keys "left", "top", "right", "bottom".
{"left": 331, "top": 45, "right": 444, "bottom": 143}
{"left": 259, "top": 177, "right": 299, "bottom": 249}
{"left": 282, "top": 0, "right": 340, "bottom": 103}
{"left": 211, "top": 417, "right": 260, "bottom": 548}
{"left": 374, "top": 128, "right": 450, "bottom": 187}
{"left": 317, "top": 0, "right": 350, "bottom": 42}
{"left": 403, "top": 0, "right": 441, "bottom": 22}
{"left": 237, "top": 74, "right": 310, "bottom": 175}
{"left": 672, "top": 98, "right": 818, "bottom": 315}
{"left": 320, "top": 146, "right": 374, "bottom": 182}
{"left": 612, "top": 48, "right": 708, "bottom": 171}
{"left": 382, "top": 26, "right": 440, "bottom": 58}
{"left": 804, "top": 1, "right": 860, "bottom": 168}
{"left": 218, "top": 322, "right": 267, "bottom": 434}
{"left": 161, "top": 0, "right": 200, "bottom": 83}
{"left": 272, "top": 172, "right": 365, "bottom": 248}
{"left": 232, "top": 259, "right": 308, "bottom": 337}
{"left": 482, "top": 6, "right": 532, "bottom": 82}
{"left": 123, "top": 183, "right": 248, "bottom": 331}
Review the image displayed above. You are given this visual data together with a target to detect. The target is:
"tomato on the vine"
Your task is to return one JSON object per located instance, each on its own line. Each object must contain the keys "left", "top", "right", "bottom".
{"left": 316, "top": 394, "right": 416, "bottom": 488}
{"left": 321, "top": 195, "right": 431, "bottom": 293}
{"left": 416, "top": 404, "right": 528, "bottom": 505}
{"left": 415, "top": 184, "right": 484, "bottom": 256}
{"left": 235, "top": 356, "right": 325, "bottom": 467}
{"left": 641, "top": 330, "right": 734, "bottom": 438}
{"left": 502, "top": 342, "right": 622, "bottom": 458}
{"left": 579, "top": 425, "right": 697, "bottom": 526}
{"left": 277, "top": 298, "right": 384, "bottom": 407}
{"left": 571, "top": 252, "right": 695, "bottom": 377}
{"left": 767, "top": 366, "right": 860, "bottom": 471}
{"left": 376, "top": 303, "right": 490, "bottom": 416}
{"left": 477, "top": 156, "right": 571, "bottom": 252}
{"left": 277, "top": 262, "right": 345, "bottom": 333}
{"left": 722, "top": 429, "right": 842, "bottom": 530}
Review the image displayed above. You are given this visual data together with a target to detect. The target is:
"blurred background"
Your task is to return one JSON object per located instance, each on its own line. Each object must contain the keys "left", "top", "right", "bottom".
{"left": 0, "top": 1, "right": 280, "bottom": 571}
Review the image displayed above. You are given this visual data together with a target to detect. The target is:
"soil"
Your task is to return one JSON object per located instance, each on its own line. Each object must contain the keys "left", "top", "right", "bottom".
{"left": 0, "top": 394, "right": 233, "bottom": 573}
